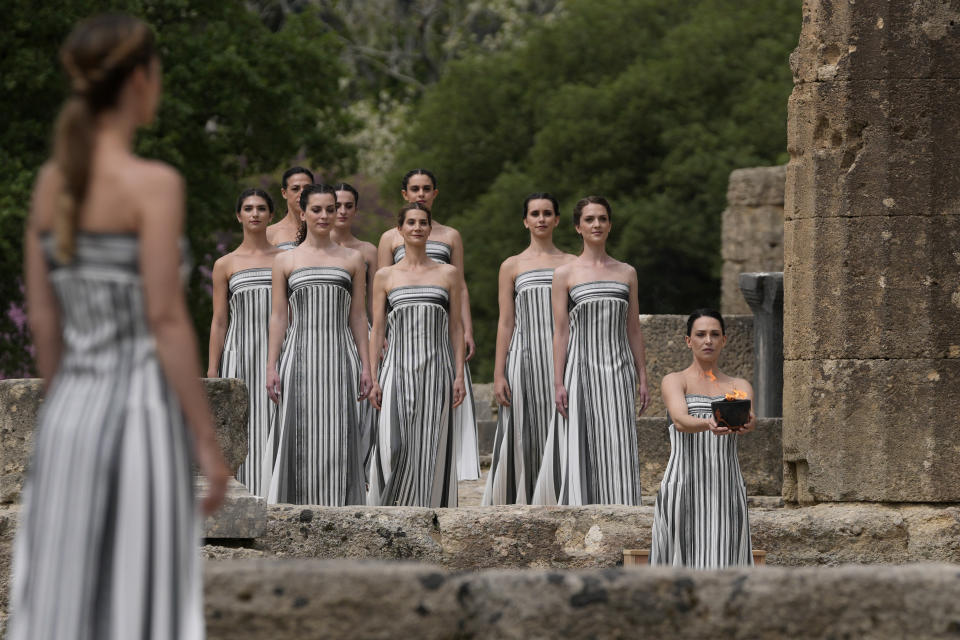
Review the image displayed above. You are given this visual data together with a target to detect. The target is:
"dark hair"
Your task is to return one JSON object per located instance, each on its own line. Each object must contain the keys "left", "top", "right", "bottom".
{"left": 396, "top": 202, "right": 432, "bottom": 227}
{"left": 573, "top": 195, "right": 612, "bottom": 226}
{"left": 333, "top": 182, "right": 359, "bottom": 207}
{"left": 282, "top": 166, "right": 314, "bottom": 189}
{"left": 55, "top": 13, "right": 156, "bottom": 262}
{"left": 523, "top": 192, "right": 560, "bottom": 219}
{"left": 401, "top": 168, "right": 437, "bottom": 191}
{"left": 686, "top": 308, "right": 725, "bottom": 336}
{"left": 235, "top": 188, "right": 274, "bottom": 214}
{"left": 295, "top": 184, "right": 336, "bottom": 244}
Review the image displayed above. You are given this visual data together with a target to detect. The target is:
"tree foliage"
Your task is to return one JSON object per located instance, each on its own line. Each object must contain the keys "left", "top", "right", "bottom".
{"left": 387, "top": 0, "right": 799, "bottom": 379}
{"left": 0, "top": 0, "right": 353, "bottom": 376}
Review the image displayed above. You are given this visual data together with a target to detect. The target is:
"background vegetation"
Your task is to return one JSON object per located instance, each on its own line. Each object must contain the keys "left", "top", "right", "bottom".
{"left": 0, "top": 0, "right": 799, "bottom": 380}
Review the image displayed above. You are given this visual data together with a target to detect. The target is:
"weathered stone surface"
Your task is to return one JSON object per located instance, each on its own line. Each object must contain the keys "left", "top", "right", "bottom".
{"left": 0, "top": 378, "right": 249, "bottom": 504}
{"left": 472, "top": 382, "right": 495, "bottom": 422}
{"left": 791, "top": 0, "right": 960, "bottom": 83}
{"left": 638, "top": 314, "right": 753, "bottom": 417}
{"left": 201, "top": 477, "right": 266, "bottom": 539}
{"left": 783, "top": 358, "right": 960, "bottom": 502}
{"left": 785, "top": 0, "right": 960, "bottom": 502}
{"left": 204, "top": 560, "right": 960, "bottom": 639}
{"left": 638, "top": 417, "right": 781, "bottom": 496}
{"left": 722, "top": 166, "right": 786, "bottom": 315}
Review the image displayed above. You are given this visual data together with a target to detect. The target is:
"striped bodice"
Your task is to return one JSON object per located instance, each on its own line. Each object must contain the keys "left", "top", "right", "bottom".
{"left": 569, "top": 279, "right": 629, "bottom": 308}
{"left": 287, "top": 267, "right": 353, "bottom": 332}
{"left": 511, "top": 268, "right": 553, "bottom": 350}
{"left": 228, "top": 267, "right": 272, "bottom": 295}
{"left": 514, "top": 268, "right": 553, "bottom": 296}
{"left": 276, "top": 240, "right": 297, "bottom": 251}
{"left": 682, "top": 394, "right": 723, "bottom": 420}
{"left": 386, "top": 285, "right": 450, "bottom": 313}
{"left": 392, "top": 240, "right": 452, "bottom": 264}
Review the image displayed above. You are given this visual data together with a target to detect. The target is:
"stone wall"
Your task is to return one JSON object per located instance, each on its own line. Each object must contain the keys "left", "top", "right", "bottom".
{"left": 783, "top": 0, "right": 960, "bottom": 502}
{"left": 721, "top": 165, "right": 786, "bottom": 315}
{"left": 201, "top": 561, "right": 960, "bottom": 639}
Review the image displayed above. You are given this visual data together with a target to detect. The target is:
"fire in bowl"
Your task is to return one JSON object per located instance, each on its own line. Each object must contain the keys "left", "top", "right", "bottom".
{"left": 711, "top": 398, "right": 751, "bottom": 429}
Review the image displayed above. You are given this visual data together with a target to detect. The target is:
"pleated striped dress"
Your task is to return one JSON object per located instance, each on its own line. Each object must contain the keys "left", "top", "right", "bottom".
{"left": 263, "top": 267, "right": 365, "bottom": 505}
{"left": 9, "top": 233, "right": 202, "bottom": 640}
{"left": 650, "top": 394, "right": 753, "bottom": 567}
{"left": 367, "top": 286, "right": 458, "bottom": 507}
{"left": 219, "top": 268, "right": 272, "bottom": 497}
{"left": 532, "top": 280, "right": 642, "bottom": 506}
{"left": 482, "top": 269, "right": 556, "bottom": 505}
{"left": 393, "top": 241, "right": 479, "bottom": 481}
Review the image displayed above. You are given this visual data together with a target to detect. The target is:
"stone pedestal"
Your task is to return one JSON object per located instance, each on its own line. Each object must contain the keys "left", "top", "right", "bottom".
{"left": 739, "top": 272, "right": 784, "bottom": 418}
{"left": 783, "top": 0, "right": 960, "bottom": 502}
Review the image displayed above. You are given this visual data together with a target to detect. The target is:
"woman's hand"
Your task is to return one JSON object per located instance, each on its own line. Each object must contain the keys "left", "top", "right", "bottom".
{"left": 464, "top": 333, "right": 476, "bottom": 362}
{"left": 358, "top": 369, "right": 373, "bottom": 400}
{"left": 707, "top": 415, "right": 733, "bottom": 437}
{"left": 494, "top": 374, "right": 512, "bottom": 407}
{"left": 453, "top": 376, "right": 466, "bottom": 408}
{"left": 737, "top": 411, "right": 756, "bottom": 434}
{"left": 637, "top": 377, "right": 650, "bottom": 416}
{"left": 266, "top": 367, "right": 281, "bottom": 404}
{"left": 369, "top": 381, "right": 383, "bottom": 410}
{"left": 555, "top": 383, "right": 569, "bottom": 418}
{"left": 196, "top": 434, "right": 230, "bottom": 516}
{"left": 205, "top": 368, "right": 218, "bottom": 379}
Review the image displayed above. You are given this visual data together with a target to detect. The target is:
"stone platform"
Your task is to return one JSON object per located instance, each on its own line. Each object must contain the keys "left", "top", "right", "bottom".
{"left": 203, "top": 559, "right": 960, "bottom": 639}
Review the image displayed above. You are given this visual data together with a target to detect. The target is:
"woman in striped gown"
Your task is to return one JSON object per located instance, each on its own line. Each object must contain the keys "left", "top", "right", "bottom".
{"left": 267, "top": 166, "right": 314, "bottom": 251}
{"left": 482, "top": 193, "right": 575, "bottom": 505}
{"left": 11, "top": 14, "right": 228, "bottom": 638}
{"left": 376, "top": 169, "right": 480, "bottom": 481}
{"left": 208, "top": 188, "right": 281, "bottom": 496}
{"left": 264, "top": 184, "right": 372, "bottom": 505}
{"left": 533, "top": 196, "right": 650, "bottom": 506}
{"left": 650, "top": 309, "right": 755, "bottom": 567}
{"left": 331, "top": 182, "right": 379, "bottom": 476}
{"left": 367, "top": 203, "right": 465, "bottom": 507}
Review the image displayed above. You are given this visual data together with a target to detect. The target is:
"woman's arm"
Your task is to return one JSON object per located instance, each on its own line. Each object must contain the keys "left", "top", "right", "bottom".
{"left": 367, "top": 269, "right": 389, "bottom": 410}
{"left": 449, "top": 230, "right": 474, "bottom": 361}
{"left": 447, "top": 267, "right": 466, "bottom": 408}
{"left": 492, "top": 259, "right": 516, "bottom": 407}
{"left": 625, "top": 267, "right": 649, "bottom": 415}
{"left": 23, "top": 165, "right": 63, "bottom": 385}
{"left": 138, "top": 165, "right": 228, "bottom": 515}
{"left": 552, "top": 268, "right": 571, "bottom": 418}
{"left": 661, "top": 373, "right": 715, "bottom": 433}
{"left": 362, "top": 242, "right": 378, "bottom": 323}
{"left": 376, "top": 229, "right": 396, "bottom": 270}
{"left": 265, "top": 252, "right": 290, "bottom": 404}
{"left": 206, "top": 256, "right": 230, "bottom": 377}
{"left": 349, "top": 255, "right": 372, "bottom": 399}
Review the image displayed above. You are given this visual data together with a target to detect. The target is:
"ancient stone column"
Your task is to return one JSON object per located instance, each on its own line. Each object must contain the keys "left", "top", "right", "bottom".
{"left": 783, "top": 0, "right": 960, "bottom": 503}
{"left": 739, "top": 272, "right": 784, "bottom": 418}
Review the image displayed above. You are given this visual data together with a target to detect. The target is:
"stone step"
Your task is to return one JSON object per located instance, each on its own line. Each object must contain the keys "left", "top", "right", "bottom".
{"left": 202, "top": 559, "right": 960, "bottom": 639}
{"left": 199, "top": 477, "right": 266, "bottom": 539}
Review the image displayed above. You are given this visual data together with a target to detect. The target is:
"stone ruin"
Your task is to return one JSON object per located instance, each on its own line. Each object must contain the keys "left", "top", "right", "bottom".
{"left": 2, "top": 1, "right": 960, "bottom": 636}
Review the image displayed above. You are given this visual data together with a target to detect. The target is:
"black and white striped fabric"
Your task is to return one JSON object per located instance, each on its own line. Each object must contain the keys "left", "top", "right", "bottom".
{"left": 275, "top": 240, "right": 297, "bottom": 251}
{"left": 532, "top": 280, "right": 642, "bottom": 506}
{"left": 392, "top": 240, "right": 479, "bottom": 481}
{"left": 650, "top": 394, "right": 753, "bottom": 567}
{"left": 483, "top": 269, "right": 556, "bottom": 505}
{"left": 219, "top": 268, "right": 272, "bottom": 497}
{"left": 262, "top": 266, "right": 365, "bottom": 505}
{"left": 367, "top": 286, "right": 458, "bottom": 507}
{"left": 9, "top": 233, "right": 202, "bottom": 640}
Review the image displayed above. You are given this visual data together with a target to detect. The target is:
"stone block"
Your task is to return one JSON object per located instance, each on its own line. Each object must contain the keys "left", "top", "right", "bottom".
{"left": 201, "top": 560, "right": 960, "bottom": 639}
{"left": 471, "top": 382, "right": 496, "bottom": 422}
{"left": 721, "top": 203, "right": 784, "bottom": 316}
{"left": 476, "top": 419, "right": 496, "bottom": 457}
{"left": 783, "top": 358, "right": 960, "bottom": 502}
{"left": 200, "top": 477, "right": 266, "bottom": 539}
{"left": 785, "top": 79, "right": 960, "bottom": 223}
{"left": 784, "top": 215, "right": 960, "bottom": 360}
{"left": 638, "top": 315, "right": 753, "bottom": 417}
{"left": 637, "top": 417, "right": 782, "bottom": 496}
{"left": 791, "top": 0, "right": 960, "bottom": 83}
{"left": 726, "top": 165, "right": 787, "bottom": 207}
{"left": 0, "top": 378, "right": 249, "bottom": 504}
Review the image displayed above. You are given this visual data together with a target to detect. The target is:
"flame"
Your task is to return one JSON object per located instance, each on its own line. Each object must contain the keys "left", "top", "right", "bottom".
{"left": 725, "top": 389, "right": 748, "bottom": 401}
{"left": 701, "top": 369, "right": 717, "bottom": 383}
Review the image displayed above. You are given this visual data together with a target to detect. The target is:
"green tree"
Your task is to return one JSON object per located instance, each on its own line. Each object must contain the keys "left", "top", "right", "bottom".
{"left": 388, "top": 0, "right": 799, "bottom": 380}
{"left": 0, "top": 0, "right": 354, "bottom": 376}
